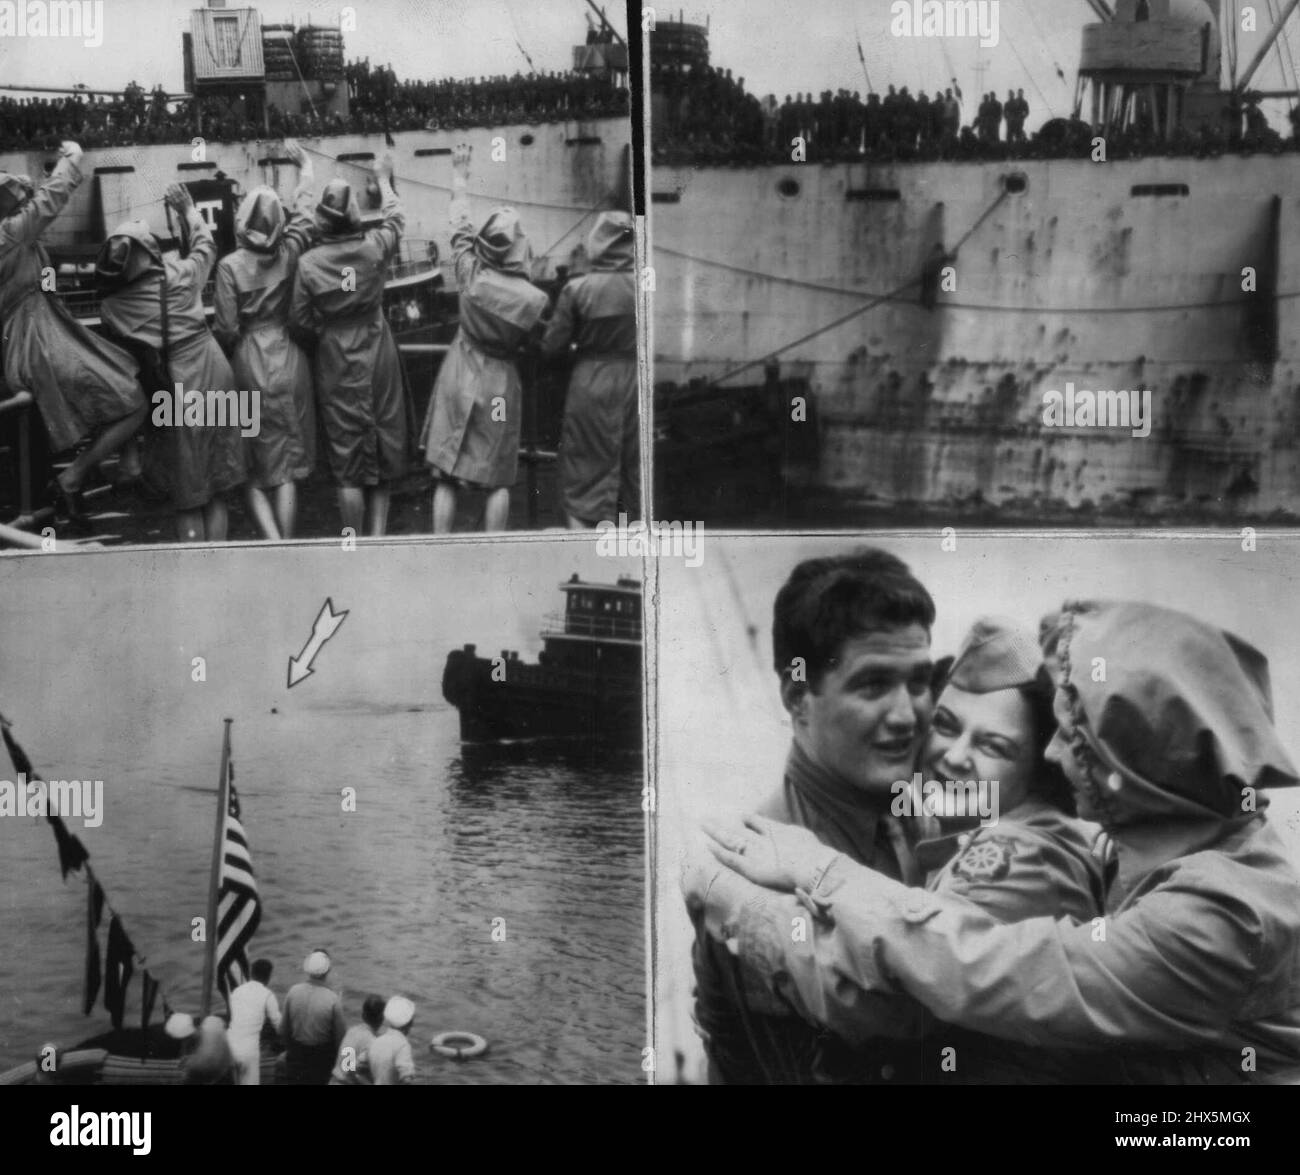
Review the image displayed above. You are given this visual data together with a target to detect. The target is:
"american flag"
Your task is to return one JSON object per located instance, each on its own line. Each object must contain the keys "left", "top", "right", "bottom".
{"left": 215, "top": 768, "right": 261, "bottom": 1000}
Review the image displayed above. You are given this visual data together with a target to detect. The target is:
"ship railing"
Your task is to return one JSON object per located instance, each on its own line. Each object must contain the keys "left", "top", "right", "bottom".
{"left": 541, "top": 613, "right": 642, "bottom": 641}
{"left": 387, "top": 238, "right": 441, "bottom": 286}
{"left": 51, "top": 238, "right": 436, "bottom": 323}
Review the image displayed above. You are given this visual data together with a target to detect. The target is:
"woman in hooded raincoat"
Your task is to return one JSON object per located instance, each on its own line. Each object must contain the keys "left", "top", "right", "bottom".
{"left": 542, "top": 210, "right": 639, "bottom": 528}
{"left": 691, "top": 599, "right": 1300, "bottom": 1083}
{"left": 289, "top": 155, "right": 407, "bottom": 538}
{"left": 214, "top": 140, "right": 317, "bottom": 540}
{"left": 0, "top": 140, "right": 145, "bottom": 521}
{"left": 97, "top": 184, "right": 247, "bottom": 542}
{"left": 421, "top": 143, "right": 549, "bottom": 533}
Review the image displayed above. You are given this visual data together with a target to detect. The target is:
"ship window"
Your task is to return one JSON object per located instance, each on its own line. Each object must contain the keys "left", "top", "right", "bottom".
{"left": 414, "top": 147, "right": 452, "bottom": 157}
{"left": 1003, "top": 173, "right": 1028, "bottom": 194}
{"left": 777, "top": 178, "right": 801, "bottom": 198}
{"left": 1131, "top": 184, "right": 1189, "bottom": 197}
{"left": 520, "top": 134, "right": 535, "bottom": 146}
{"left": 651, "top": 192, "right": 681, "bottom": 204}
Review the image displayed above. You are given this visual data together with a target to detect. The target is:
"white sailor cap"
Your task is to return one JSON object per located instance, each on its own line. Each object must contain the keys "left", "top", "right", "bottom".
{"left": 303, "top": 949, "right": 331, "bottom": 977}
{"left": 384, "top": 996, "right": 416, "bottom": 1029}
{"left": 164, "top": 1012, "right": 197, "bottom": 1040}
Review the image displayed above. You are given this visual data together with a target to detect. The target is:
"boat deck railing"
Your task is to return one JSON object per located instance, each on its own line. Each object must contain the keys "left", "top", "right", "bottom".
{"left": 541, "top": 613, "right": 642, "bottom": 642}
{"left": 388, "top": 238, "right": 441, "bottom": 285}
{"left": 50, "top": 238, "right": 440, "bottom": 324}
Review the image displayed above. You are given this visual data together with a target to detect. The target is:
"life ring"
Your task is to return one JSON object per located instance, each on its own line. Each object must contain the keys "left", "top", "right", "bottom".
{"left": 430, "top": 1031, "right": 488, "bottom": 1060}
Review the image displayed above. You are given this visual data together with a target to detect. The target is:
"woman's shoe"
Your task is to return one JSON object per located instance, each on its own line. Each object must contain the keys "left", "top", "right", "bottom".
{"left": 46, "top": 476, "right": 89, "bottom": 526}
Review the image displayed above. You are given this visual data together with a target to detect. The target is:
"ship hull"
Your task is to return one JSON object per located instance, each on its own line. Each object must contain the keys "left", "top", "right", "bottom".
{"left": 652, "top": 152, "right": 1300, "bottom": 518}
{"left": 441, "top": 647, "right": 642, "bottom": 745}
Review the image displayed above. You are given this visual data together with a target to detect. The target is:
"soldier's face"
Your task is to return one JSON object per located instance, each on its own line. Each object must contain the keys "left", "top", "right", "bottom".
{"left": 788, "top": 625, "right": 933, "bottom": 798}
{"left": 923, "top": 685, "right": 1036, "bottom": 814}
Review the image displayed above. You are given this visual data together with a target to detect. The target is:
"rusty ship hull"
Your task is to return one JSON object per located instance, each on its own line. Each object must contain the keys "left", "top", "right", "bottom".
{"left": 652, "top": 149, "right": 1300, "bottom": 519}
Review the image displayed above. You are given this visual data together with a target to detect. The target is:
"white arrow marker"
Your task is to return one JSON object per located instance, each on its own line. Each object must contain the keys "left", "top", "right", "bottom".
{"left": 287, "top": 598, "right": 349, "bottom": 688}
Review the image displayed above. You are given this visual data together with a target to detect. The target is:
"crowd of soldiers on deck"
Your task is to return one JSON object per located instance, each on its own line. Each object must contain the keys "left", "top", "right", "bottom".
{"left": 0, "top": 63, "right": 628, "bottom": 151}
{"left": 650, "top": 61, "right": 1297, "bottom": 163}
{"left": 650, "top": 64, "right": 1044, "bottom": 163}
{"left": 343, "top": 58, "right": 628, "bottom": 134}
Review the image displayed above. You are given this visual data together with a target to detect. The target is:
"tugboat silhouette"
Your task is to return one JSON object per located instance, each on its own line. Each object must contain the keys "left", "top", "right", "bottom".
{"left": 442, "top": 575, "right": 643, "bottom": 745}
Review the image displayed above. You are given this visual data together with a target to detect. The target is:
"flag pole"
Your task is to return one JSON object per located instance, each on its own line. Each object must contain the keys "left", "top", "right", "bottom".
{"left": 199, "top": 718, "right": 233, "bottom": 1018}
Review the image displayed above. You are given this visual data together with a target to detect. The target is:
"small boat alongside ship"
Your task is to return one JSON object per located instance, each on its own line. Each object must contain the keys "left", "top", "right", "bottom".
{"left": 442, "top": 574, "right": 644, "bottom": 745}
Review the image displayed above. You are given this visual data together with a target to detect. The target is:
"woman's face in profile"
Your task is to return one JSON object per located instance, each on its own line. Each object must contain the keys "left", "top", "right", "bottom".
{"left": 922, "top": 684, "right": 1038, "bottom": 815}
{"left": 1046, "top": 688, "right": 1100, "bottom": 821}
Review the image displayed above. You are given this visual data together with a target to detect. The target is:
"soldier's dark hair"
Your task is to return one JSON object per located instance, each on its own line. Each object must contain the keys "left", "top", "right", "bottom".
{"left": 362, "top": 995, "right": 387, "bottom": 1031}
{"left": 251, "top": 958, "right": 273, "bottom": 983}
{"left": 772, "top": 549, "right": 935, "bottom": 690}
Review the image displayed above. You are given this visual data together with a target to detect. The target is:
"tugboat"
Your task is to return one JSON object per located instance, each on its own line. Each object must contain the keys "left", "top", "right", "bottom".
{"left": 442, "top": 574, "right": 643, "bottom": 745}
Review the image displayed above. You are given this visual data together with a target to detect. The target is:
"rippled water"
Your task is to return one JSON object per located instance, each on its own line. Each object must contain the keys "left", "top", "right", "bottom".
{"left": 0, "top": 701, "right": 645, "bottom": 1085}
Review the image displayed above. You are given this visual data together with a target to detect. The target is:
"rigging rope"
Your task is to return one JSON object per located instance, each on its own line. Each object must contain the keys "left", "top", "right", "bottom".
{"left": 1004, "top": 29, "right": 1056, "bottom": 119}
{"left": 300, "top": 143, "right": 613, "bottom": 259}
{"left": 657, "top": 238, "right": 1298, "bottom": 320}
{"left": 701, "top": 189, "right": 1009, "bottom": 388}
{"left": 1268, "top": 0, "right": 1300, "bottom": 104}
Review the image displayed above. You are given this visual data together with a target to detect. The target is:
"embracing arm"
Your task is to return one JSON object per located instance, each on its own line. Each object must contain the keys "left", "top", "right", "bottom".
{"left": 694, "top": 865, "right": 929, "bottom": 1045}
{"left": 703, "top": 853, "right": 1268, "bottom": 1051}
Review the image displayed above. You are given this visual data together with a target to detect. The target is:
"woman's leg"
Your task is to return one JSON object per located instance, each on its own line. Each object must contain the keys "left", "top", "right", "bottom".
{"left": 204, "top": 495, "right": 229, "bottom": 542}
{"left": 432, "top": 481, "right": 457, "bottom": 534}
{"left": 117, "top": 435, "right": 143, "bottom": 481}
{"left": 176, "top": 508, "right": 205, "bottom": 543}
{"left": 59, "top": 405, "right": 147, "bottom": 493}
{"left": 246, "top": 484, "right": 281, "bottom": 541}
{"left": 337, "top": 485, "right": 365, "bottom": 535}
{"left": 484, "top": 487, "right": 510, "bottom": 532}
{"left": 365, "top": 485, "right": 390, "bottom": 537}
{"left": 274, "top": 482, "right": 298, "bottom": 539}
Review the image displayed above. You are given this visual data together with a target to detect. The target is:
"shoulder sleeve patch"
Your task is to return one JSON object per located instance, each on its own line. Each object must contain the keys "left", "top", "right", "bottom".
{"left": 952, "top": 836, "right": 1015, "bottom": 883}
